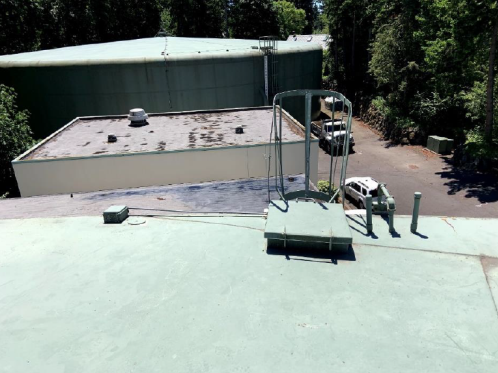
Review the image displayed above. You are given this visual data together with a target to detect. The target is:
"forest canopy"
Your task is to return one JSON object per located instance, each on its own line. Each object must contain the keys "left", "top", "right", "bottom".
{"left": 322, "top": 0, "right": 498, "bottom": 150}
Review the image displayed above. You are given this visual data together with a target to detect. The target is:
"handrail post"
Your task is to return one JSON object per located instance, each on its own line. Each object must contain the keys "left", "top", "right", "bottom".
{"left": 388, "top": 209, "right": 395, "bottom": 233}
{"left": 386, "top": 196, "right": 396, "bottom": 234}
{"left": 304, "top": 91, "right": 312, "bottom": 198}
{"left": 366, "top": 194, "right": 373, "bottom": 233}
{"left": 411, "top": 192, "right": 422, "bottom": 233}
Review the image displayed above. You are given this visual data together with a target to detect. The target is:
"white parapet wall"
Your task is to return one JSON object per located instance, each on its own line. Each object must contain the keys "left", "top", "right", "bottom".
{"left": 13, "top": 141, "right": 318, "bottom": 197}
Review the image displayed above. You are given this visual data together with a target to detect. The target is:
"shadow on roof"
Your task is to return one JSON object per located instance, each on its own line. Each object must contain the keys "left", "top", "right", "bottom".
{"left": 266, "top": 245, "right": 356, "bottom": 265}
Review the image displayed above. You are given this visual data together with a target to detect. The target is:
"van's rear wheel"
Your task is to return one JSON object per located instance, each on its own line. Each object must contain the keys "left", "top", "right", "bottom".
{"left": 359, "top": 200, "right": 365, "bottom": 209}
{"left": 326, "top": 142, "right": 331, "bottom": 154}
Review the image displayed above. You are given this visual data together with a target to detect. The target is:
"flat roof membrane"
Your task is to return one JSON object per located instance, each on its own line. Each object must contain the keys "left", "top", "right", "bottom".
{"left": 24, "top": 108, "right": 304, "bottom": 160}
{"left": 1, "top": 214, "right": 498, "bottom": 371}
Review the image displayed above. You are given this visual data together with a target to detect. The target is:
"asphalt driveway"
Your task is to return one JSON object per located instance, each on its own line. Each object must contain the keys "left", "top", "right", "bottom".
{"left": 317, "top": 117, "right": 498, "bottom": 218}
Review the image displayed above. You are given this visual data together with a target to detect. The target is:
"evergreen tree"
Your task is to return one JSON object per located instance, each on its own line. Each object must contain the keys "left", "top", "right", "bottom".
{"left": 288, "top": 0, "right": 314, "bottom": 34}
{"left": 0, "top": 0, "right": 41, "bottom": 55}
{"left": 229, "top": 0, "right": 278, "bottom": 39}
{"left": 163, "top": 0, "right": 225, "bottom": 37}
{"left": 274, "top": 1, "right": 307, "bottom": 40}
{"left": 0, "top": 85, "right": 34, "bottom": 197}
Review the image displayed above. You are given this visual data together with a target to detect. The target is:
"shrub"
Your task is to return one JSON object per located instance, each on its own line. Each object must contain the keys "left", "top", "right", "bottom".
{"left": 317, "top": 180, "right": 340, "bottom": 202}
{"left": 464, "top": 128, "right": 498, "bottom": 160}
{"left": 0, "top": 85, "right": 34, "bottom": 197}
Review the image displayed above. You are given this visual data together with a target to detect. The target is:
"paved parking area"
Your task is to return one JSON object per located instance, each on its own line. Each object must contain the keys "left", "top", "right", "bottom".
{"left": 318, "top": 117, "right": 498, "bottom": 217}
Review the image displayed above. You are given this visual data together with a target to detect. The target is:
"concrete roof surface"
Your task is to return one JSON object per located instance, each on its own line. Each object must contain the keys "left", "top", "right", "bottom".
{"left": 23, "top": 108, "right": 302, "bottom": 160}
{"left": 0, "top": 37, "right": 320, "bottom": 64}
{"left": 1, "top": 212, "right": 497, "bottom": 372}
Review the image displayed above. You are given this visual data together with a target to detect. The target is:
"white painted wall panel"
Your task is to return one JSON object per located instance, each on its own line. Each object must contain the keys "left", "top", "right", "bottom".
{"left": 13, "top": 141, "right": 318, "bottom": 197}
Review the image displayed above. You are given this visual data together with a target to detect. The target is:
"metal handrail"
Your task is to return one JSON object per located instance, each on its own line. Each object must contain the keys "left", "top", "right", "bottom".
{"left": 271, "top": 90, "right": 353, "bottom": 205}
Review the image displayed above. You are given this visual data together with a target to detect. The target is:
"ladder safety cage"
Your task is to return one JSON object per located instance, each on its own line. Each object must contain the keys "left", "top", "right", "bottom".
{"left": 259, "top": 36, "right": 279, "bottom": 105}
{"left": 271, "top": 90, "right": 353, "bottom": 205}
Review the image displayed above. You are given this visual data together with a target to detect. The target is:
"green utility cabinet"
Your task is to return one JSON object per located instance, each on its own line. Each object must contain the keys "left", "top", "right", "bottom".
{"left": 427, "top": 136, "right": 454, "bottom": 155}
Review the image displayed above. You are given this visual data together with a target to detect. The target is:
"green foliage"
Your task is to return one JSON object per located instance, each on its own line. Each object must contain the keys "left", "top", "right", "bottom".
{"left": 0, "top": 85, "right": 34, "bottom": 197}
{"left": 160, "top": 7, "right": 176, "bottom": 35}
{"left": 288, "top": 0, "right": 315, "bottom": 34}
{"left": 371, "top": 97, "right": 389, "bottom": 117}
{"left": 462, "top": 74, "right": 498, "bottom": 125}
{"left": 463, "top": 80, "right": 488, "bottom": 123}
{"left": 369, "top": 19, "right": 403, "bottom": 88}
{"left": 464, "top": 127, "right": 498, "bottom": 159}
{"left": 0, "top": 0, "right": 41, "bottom": 55}
{"left": 311, "top": 1, "right": 328, "bottom": 34}
{"left": 321, "top": 49, "right": 331, "bottom": 84}
{"left": 163, "top": 0, "right": 225, "bottom": 37}
{"left": 0, "top": 0, "right": 162, "bottom": 54}
{"left": 274, "top": 1, "right": 307, "bottom": 40}
{"left": 323, "top": 0, "right": 378, "bottom": 102}
{"left": 371, "top": 96, "right": 416, "bottom": 130}
{"left": 323, "top": 0, "right": 498, "bottom": 144}
{"left": 317, "top": 180, "right": 331, "bottom": 193}
{"left": 317, "top": 180, "right": 340, "bottom": 202}
{"left": 229, "top": 0, "right": 278, "bottom": 39}
{"left": 314, "top": 13, "right": 329, "bottom": 34}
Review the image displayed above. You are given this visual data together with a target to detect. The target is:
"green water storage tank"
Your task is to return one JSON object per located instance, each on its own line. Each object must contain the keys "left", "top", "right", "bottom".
{"left": 0, "top": 37, "right": 322, "bottom": 138}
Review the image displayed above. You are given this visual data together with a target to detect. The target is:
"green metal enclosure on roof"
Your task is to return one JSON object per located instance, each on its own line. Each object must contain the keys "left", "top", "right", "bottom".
{"left": 0, "top": 37, "right": 322, "bottom": 137}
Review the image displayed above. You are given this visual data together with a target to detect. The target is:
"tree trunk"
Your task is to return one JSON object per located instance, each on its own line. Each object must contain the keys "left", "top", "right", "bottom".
{"left": 485, "top": 18, "right": 498, "bottom": 142}
{"left": 334, "top": 29, "right": 339, "bottom": 89}
{"left": 224, "top": 0, "right": 229, "bottom": 37}
{"left": 351, "top": 11, "right": 356, "bottom": 77}
{"left": 351, "top": 11, "right": 356, "bottom": 104}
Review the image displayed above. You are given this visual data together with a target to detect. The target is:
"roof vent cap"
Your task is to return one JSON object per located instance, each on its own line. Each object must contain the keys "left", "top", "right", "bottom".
{"left": 128, "top": 108, "right": 148, "bottom": 126}
{"left": 235, "top": 125, "right": 244, "bottom": 134}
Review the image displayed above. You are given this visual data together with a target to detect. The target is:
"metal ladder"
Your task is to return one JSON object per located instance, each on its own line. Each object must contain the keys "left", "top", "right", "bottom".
{"left": 259, "top": 36, "right": 279, "bottom": 105}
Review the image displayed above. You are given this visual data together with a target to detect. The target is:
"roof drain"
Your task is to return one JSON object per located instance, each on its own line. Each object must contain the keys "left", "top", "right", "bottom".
{"left": 128, "top": 108, "right": 149, "bottom": 127}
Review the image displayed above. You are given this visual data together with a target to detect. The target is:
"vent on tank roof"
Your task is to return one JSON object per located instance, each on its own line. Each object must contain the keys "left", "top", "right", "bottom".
{"left": 128, "top": 108, "right": 148, "bottom": 127}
